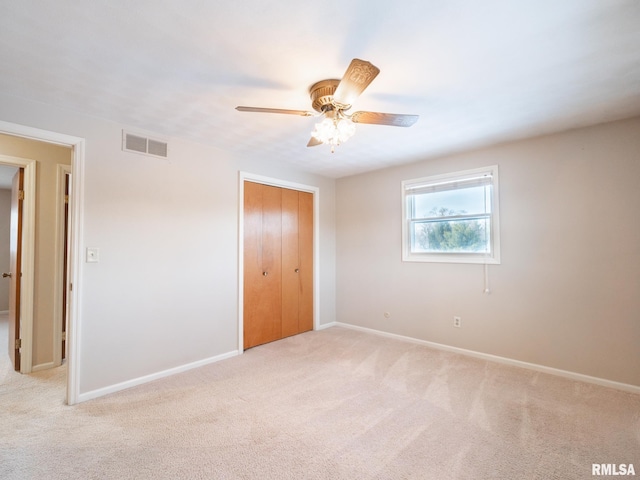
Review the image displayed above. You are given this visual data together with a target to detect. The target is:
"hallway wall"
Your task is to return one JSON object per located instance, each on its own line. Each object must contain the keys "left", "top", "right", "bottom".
{"left": 0, "top": 190, "right": 11, "bottom": 312}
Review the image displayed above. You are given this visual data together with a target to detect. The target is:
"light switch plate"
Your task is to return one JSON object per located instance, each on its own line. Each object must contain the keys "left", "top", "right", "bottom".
{"left": 86, "top": 247, "right": 99, "bottom": 263}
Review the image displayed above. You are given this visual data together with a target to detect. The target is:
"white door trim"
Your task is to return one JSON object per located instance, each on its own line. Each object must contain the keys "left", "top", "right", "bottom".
{"left": 0, "top": 120, "right": 85, "bottom": 406}
{"left": 237, "top": 172, "right": 320, "bottom": 353}
{"left": 0, "top": 154, "right": 36, "bottom": 374}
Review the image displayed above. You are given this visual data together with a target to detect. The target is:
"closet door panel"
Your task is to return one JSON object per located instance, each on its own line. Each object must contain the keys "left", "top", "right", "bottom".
{"left": 243, "top": 182, "right": 282, "bottom": 349}
{"left": 298, "top": 191, "right": 314, "bottom": 333}
{"left": 281, "top": 188, "right": 300, "bottom": 338}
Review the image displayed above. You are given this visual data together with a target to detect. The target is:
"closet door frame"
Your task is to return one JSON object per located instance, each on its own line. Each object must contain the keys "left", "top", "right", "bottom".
{"left": 238, "top": 172, "right": 320, "bottom": 354}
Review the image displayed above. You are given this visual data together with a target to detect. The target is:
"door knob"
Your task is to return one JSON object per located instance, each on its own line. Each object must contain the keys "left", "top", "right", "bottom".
{"left": 262, "top": 271, "right": 268, "bottom": 276}
{"left": 294, "top": 268, "right": 299, "bottom": 273}
{"left": 2, "top": 272, "right": 11, "bottom": 278}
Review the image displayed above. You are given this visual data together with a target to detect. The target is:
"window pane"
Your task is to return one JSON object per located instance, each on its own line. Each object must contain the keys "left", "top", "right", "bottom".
{"left": 412, "top": 185, "right": 491, "bottom": 219}
{"left": 411, "top": 218, "right": 490, "bottom": 253}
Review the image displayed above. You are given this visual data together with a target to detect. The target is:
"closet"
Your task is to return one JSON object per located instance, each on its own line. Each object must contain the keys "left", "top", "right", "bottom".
{"left": 243, "top": 181, "right": 313, "bottom": 349}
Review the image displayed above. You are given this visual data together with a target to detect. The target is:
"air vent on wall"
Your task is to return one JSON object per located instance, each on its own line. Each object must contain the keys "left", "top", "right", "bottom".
{"left": 122, "top": 131, "right": 168, "bottom": 158}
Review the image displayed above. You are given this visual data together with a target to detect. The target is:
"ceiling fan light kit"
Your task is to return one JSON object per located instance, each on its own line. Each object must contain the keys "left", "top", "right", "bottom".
{"left": 310, "top": 113, "right": 356, "bottom": 153}
{"left": 236, "top": 58, "right": 419, "bottom": 152}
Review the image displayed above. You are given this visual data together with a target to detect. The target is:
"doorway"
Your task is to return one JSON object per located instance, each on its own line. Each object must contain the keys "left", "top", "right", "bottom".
{"left": 238, "top": 172, "right": 319, "bottom": 352}
{"left": 0, "top": 120, "right": 84, "bottom": 405}
{"left": 243, "top": 181, "right": 313, "bottom": 349}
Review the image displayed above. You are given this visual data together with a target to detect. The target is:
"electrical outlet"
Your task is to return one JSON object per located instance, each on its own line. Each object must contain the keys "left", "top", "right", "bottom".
{"left": 453, "top": 316, "right": 461, "bottom": 328}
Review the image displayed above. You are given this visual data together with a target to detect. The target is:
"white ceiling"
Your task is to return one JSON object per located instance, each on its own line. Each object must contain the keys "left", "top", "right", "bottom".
{"left": 1, "top": 0, "right": 639, "bottom": 178}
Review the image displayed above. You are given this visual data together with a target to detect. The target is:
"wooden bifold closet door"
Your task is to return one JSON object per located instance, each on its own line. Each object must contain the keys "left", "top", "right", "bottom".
{"left": 243, "top": 182, "right": 313, "bottom": 350}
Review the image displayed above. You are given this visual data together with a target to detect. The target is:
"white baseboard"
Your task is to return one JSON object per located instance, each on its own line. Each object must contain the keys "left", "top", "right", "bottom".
{"left": 32, "top": 361, "right": 55, "bottom": 372}
{"left": 74, "top": 324, "right": 639, "bottom": 403}
{"left": 77, "top": 350, "right": 240, "bottom": 403}
{"left": 333, "top": 322, "right": 640, "bottom": 395}
{"left": 316, "top": 321, "right": 337, "bottom": 331}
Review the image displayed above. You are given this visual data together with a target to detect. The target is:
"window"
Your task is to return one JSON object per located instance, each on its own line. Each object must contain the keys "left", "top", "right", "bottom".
{"left": 402, "top": 165, "right": 500, "bottom": 264}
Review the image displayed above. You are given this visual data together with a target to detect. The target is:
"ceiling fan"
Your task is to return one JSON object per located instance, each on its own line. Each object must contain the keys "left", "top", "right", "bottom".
{"left": 236, "top": 58, "right": 419, "bottom": 152}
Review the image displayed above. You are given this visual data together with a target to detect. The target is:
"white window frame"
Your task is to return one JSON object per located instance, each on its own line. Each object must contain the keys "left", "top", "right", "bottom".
{"left": 402, "top": 165, "right": 501, "bottom": 264}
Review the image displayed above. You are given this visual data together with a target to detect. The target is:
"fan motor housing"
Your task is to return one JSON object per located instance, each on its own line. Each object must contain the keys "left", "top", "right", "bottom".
{"left": 309, "top": 79, "right": 343, "bottom": 112}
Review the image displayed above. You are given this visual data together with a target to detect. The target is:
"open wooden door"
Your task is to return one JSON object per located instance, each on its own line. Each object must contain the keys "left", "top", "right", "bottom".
{"left": 7, "top": 169, "right": 23, "bottom": 371}
{"left": 61, "top": 172, "right": 70, "bottom": 360}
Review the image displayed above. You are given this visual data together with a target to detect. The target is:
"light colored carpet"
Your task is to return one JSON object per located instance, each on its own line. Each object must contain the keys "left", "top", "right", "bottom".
{"left": 1, "top": 324, "right": 639, "bottom": 479}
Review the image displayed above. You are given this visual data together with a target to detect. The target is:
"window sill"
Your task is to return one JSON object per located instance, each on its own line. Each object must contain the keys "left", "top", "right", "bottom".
{"left": 402, "top": 252, "right": 501, "bottom": 264}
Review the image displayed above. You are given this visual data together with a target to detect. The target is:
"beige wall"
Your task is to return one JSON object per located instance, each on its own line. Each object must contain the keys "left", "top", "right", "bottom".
{"left": 0, "top": 188, "right": 11, "bottom": 311}
{"left": 0, "top": 134, "right": 72, "bottom": 368}
{"left": 336, "top": 116, "right": 640, "bottom": 387}
{"left": 0, "top": 92, "right": 336, "bottom": 398}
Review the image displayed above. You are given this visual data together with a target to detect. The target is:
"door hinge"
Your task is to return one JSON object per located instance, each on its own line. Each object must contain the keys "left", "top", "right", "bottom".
{"left": 64, "top": 194, "right": 69, "bottom": 204}
{"left": 62, "top": 331, "right": 67, "bottom": 342}
{"left": 15, "top": 338, "right": 21, "bottom": 349}
{"left": 18, "top": 190, "right": 25, "bottom": 201}
{"left": 69, "top": 282, "right": 73, "bottom": 292}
